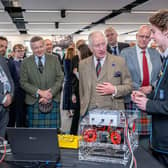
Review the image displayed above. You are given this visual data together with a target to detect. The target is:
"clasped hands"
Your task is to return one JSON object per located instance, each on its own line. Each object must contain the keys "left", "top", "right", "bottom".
{"left": 131, "top": 90, "right": 148, "bottom": 111}
{"left": 38, "top": 89, "right": 52, "bottom": 104}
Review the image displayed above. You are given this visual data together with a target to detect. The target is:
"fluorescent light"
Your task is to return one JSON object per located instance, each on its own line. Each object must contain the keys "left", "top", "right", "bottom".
{"left": 0, "top": 22, "right": 13, "bottom": 24}
{"left": 131, "top": 10, "right": 157, "bottom": 14}
{"left": 67, "top": 10, "right": 111, "bottom": 14}
{"left": 28, "top": 22, "right": 90, "bottom": 25}
{"left": 25, "top": 9, "right": 111, "bottom": 14}
{"left": 28, "top": 22, "right": 53, "bottom": 25}
{"left": 106, "top": 22, "right": 149, "bottom": 25}
{"left": 0, "top": 29, "right": 17, "bottom": 32}
{"left": 25, "top": 10, "right": 59, "bottom": 13}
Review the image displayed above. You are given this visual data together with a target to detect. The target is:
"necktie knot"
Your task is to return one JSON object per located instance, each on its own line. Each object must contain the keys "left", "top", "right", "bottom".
{"left": 142, "top": 50, "right": 146, "bottom": 54}
{"left": 38, "top": 57, "right": 43, "bottom": 73}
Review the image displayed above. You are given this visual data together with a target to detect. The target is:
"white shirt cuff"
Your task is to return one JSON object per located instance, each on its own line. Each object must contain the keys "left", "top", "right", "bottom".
{"left": 112, "top": 86, "right": 117, "bottom": 97}
{"left": 2, "top": 95, "right": 7, "bottom": 104}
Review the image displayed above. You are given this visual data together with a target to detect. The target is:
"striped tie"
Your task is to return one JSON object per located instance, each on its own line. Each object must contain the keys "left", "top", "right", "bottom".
{"left": 38, "top": 57, "right": 43, "bottom": 73}
{"left": 96, "top": 59, "right": 101, "bottom": 77}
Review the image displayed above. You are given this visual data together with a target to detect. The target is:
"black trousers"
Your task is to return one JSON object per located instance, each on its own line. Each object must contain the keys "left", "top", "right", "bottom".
{"left": 152, "top": 150, "right": 168, "bottom": 168}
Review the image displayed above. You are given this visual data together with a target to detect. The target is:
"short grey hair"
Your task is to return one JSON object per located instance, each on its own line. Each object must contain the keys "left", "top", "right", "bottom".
{"left": 88, "top": 31, "right": 106, "bottom": 47}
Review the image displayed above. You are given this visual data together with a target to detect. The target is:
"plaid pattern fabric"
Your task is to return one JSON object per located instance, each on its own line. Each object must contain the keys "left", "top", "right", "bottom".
{"left": 125, "top": 101, "right": 152, "bottom": 135}
{"left": 27, "top": 101, "right": 61, "bottom": 128}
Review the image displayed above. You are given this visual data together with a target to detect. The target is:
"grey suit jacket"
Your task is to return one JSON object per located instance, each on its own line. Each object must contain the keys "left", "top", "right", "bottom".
{"left": 120, "top": 46, "right": 161, "bottom": 102}
{"left": 79, "top": 53, "right": 132, "bottom": 116}
{"left": 20, "top": 54, "right": 64, "bottom": 105}
{"left": 0, "top": 57, "right": 14, "bottom": 111}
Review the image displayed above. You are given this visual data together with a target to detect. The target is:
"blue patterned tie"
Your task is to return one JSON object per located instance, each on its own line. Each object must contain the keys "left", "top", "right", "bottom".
{"left": 96, "top": 59, "right": 101, "bottom": 77}
{"left": 38, "top": 57, "right": 43, "bottom": 73}
{"left": 112, "top": 46, "right": 117, "bottom": 55}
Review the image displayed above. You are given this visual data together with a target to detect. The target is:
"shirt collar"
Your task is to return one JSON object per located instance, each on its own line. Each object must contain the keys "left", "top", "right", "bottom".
{"left": 110, "top": 43, "right": 118, "bottom": 48}
{"left": 163, "top": 48, "right": 168, "bottom": 58}
{"left": 136, "top": 44, "right": 147, "bottom": 55}
{"left": 14, "top": 57, "right": 23, "bottom": 62}
{"left": 94, "top": 55, "right": 106, "bottom": 66}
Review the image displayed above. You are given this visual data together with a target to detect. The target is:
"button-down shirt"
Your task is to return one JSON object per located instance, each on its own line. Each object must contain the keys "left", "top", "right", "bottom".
{"left": 35, "top": 55, "right": 45, "bottom": 66}
{"left": 136, "top": 45, "right": 152, "bottom": 83}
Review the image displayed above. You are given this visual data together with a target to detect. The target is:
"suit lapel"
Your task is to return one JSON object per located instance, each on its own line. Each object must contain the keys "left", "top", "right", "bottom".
{"left": 31, "top": 56, "right": 41, "bottom": 86}
{"left": 82, "top": 57, "right": 93, "bottom": 93}
{"left": 98, "top": 55, "right": 108, "bottom": 80}
{"left": 148, "top": 49, "right": 153, "bottom": 83}
{"left": 133, "top": 48, "right": 141, "bottom": 79}
{"left": 106, "top": 54, "right": 118, "bottom": 81}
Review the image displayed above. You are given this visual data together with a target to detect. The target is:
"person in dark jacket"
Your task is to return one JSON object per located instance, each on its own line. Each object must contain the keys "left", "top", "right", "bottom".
{"left": 70, "top": 44, "right": 92, "bottom": 134}
{"left": 104, "top": 26, "right": 129, "bottom": 55}
{"left": 8, "top": 44, "right": 26, "bottom": 127}
{"left": 131, "top": 9, "right": 168, "bottom": 167}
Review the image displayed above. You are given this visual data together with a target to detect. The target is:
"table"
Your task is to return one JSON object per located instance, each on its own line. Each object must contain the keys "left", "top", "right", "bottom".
{"left": 0, "top": 147, "right": 164, "bottom": 168}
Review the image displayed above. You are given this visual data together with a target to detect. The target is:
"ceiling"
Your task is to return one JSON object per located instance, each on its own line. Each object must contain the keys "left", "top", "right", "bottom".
{"left": 0, "top": 0, "right": 167, "bottom": 38}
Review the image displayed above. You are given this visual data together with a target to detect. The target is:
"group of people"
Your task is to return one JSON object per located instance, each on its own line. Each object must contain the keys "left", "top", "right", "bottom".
{"left": 79, "top": 9, "right": 168, "bottom": 167}
{"left": 0, "top": 9, "right": 168, "bottom": 167}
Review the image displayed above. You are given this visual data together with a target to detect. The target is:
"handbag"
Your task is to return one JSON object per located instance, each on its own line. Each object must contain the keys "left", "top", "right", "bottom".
{"left": 38, "top": 101, "right": 53, "bottom": 113}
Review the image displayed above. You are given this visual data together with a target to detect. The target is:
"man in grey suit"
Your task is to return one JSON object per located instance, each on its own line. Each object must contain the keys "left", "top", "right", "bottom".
{"left": 0, "top": 36, "right": 14, "bottom": 138}
{"left": 79, "top": 31, "right": 132, "bottom": 117}
{"left": 104, "top": 27, "right": 129, "bottom": 56}
{"left": 20, "top": 36, "right": 63, "bottom": 128}
{"left": 120, "top": 25, "right": 161, "bottom": 149}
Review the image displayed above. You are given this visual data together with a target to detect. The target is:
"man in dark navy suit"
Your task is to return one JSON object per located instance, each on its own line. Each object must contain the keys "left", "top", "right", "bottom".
{"left": 104, "top": 26, "right": 129, "bottom": 56}
{"left": 8, "top": 44, "right": 26, "bottom": 127}
{"left": 132, "top": 9, "right": 168, "bottom": 167}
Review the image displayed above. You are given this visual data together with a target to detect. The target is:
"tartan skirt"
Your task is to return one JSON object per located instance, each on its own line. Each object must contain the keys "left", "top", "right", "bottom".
{"left": 125, "top": 101, "right": 152, "bottom": 135}
{"left": 27, "top": 101, "right": 61, "bottom": 128}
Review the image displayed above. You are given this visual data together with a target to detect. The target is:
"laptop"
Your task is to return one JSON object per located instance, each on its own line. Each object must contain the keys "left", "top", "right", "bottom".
{"left": 5, "top": 127, "right": 60, "bottom": 164}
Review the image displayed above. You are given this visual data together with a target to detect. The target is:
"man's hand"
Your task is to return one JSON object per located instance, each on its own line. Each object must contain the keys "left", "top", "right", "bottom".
{"left": 39, "top": 97, "right": 49, "bottom": 104}
{"left": 96, "top": 82, "right": 115, "bottom": 95}
{"left": 72, "top": 94, "right": 77, "bottom": 103}
{"left": 139, "top": 85, "right": 152, "bottom": 94}
{"left": 38, "top": 89, "right": 52, "bottom": 99}
{"left": 131, "top": 90, "right": 146, "bottom": 102}
{"left": 131, "top": 90, "right": 148, "bottom": 111}
{"left": 132, "top": 96, "right": 148, "bottom": 111}
{"left": 3, "top": 94, "right": 12, "bottom": 107}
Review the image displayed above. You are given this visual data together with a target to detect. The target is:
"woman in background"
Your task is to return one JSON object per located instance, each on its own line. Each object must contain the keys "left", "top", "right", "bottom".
{"left": 62, "top": 47, "right": 75, "bottom": 115}
{"left": 70, "top": 44, "right": 92, "bottom": 134}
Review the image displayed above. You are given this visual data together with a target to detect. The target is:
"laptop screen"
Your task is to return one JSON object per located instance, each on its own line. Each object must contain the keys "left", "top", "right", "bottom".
{"left": 6, "top": 127, "right": 60, "bottom": 162}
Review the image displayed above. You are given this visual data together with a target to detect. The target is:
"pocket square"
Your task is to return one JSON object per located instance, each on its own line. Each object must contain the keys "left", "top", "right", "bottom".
{"left": 114, "top": 71, "right": 121, "bottom": 77}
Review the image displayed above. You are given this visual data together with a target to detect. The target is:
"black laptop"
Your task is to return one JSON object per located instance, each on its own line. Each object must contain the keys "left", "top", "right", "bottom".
{"left": 5, "top": 128, "right": 60, "bottom": 164}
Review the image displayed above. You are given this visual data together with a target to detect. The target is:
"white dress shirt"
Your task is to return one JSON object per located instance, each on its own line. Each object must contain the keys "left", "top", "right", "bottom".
{"left": 136, "top": 45, "right": 152, "bottom": 83}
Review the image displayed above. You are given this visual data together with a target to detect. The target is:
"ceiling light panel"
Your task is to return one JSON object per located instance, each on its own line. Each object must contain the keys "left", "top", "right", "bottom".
{"left": 133, "top": 0, "right": 168, "bottom": 10}
{"left": 21, "top": 0, "right": 134, "bottom": 10}
{"left": 106, "top": 13, "right": 151, "bottom": 23}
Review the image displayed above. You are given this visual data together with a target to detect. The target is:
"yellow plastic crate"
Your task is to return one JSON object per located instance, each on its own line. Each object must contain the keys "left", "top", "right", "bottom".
{"left": 58, "top": 134, "right": 80, "bottom": 149}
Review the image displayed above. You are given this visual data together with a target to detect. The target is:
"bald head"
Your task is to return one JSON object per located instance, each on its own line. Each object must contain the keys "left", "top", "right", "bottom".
{"left": 44, "top": 39, "right": 53, "bottom": 54}
{"left": 136, "top": 25, "right": 151, "bottom": 50}
{"left": 104, "top": 27, "right": 118, "bottom": 46}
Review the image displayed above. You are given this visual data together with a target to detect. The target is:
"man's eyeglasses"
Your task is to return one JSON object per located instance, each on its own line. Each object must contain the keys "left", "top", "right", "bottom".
{"left": 138, "top": 35, "right": 150, "bottom": 39}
